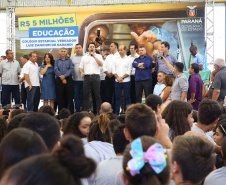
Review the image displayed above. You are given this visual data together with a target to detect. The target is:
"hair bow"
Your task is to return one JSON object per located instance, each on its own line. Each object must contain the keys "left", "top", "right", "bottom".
{"left": 127, "top": 138, "right": 166, "bottom": 176}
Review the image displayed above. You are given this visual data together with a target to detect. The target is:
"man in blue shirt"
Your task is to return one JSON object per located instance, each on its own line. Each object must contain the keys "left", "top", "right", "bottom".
{"left": 157, "top": 41, "right": 177, "bottom": 75}
{"left": 54, "top": 47, "right": 74, "bottom": 114}
{"left": 190, "top": 45, "right": 204, "bottom": 70}
{"left": 132, "top": 46, "right": 152, "bottom": 103}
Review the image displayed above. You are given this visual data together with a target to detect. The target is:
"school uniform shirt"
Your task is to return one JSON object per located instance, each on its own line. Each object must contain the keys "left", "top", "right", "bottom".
{"left": 204, "top": 166, "right": 226, "bottom": 185}
{"left": 153, "top": 82, "right": 166, "bottom": 96}
{"left": 191, "top": 123, "right": 216, "bottom": 146}
{"left": 84, "top": 141, "right": 116, "bottom": 163}
{"left": 94, "top": 156, "right": 123, "bottom": 185}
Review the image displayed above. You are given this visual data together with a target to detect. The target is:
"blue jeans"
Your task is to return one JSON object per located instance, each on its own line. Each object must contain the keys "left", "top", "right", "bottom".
{"left": 73, "top": 81, "right": 83, "bottom": 112}
{"left": 26, "top": 86, "right": 40, "bottom": 112}
{"left": 2, "top": 85, "right": 20, "bottom": 107}
{"left": 115, "top": 82, "right": 131, "bottom": 115}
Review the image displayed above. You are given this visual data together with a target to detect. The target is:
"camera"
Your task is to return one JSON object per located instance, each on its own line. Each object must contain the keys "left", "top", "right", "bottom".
{"left": 95, "top": 28, "right": 102, "bottom": 44}
{"left": 156, "top": 56, "right": 163, "bottom": 60}
{"left": 2, "top": 110, "right": 10, "bottom": 116}
{"left": 13, "top": 104, "right": 22, "bottom": 109}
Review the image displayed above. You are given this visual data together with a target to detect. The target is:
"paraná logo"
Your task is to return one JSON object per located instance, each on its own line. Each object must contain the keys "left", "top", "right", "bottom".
{"left": 187, "top": 5, "right": 197, "bottom": 18}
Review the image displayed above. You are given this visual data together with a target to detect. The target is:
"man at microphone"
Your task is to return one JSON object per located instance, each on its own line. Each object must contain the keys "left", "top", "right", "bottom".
{"left": 79, "top": 42, "right": 103, "bottom": 114}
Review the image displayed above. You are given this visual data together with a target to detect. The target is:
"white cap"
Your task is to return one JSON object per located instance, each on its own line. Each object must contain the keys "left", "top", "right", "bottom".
{"left": 214, "top": 58, "right": 226, "bottom": 67}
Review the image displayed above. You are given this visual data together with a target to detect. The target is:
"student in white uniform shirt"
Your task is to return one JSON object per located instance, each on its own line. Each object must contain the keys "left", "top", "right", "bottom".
{"left": 103, "top": 42, "right": 120, "bottom": 109}
{"left": 128, "top": 44, "right": 139, "bottom": 104}
{"left": 79, "top": 42, "right": 103, "bottom": 114}
{"left": 94, "top": 125, "right": 129, "bottom": 185}
{"left": 112, "top": 45, "right": 131, "bottom": 115}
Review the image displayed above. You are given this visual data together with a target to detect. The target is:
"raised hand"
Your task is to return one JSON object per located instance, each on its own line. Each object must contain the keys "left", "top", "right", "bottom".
{"left": 131, "top": 30, "right": 157, "bottom": 45}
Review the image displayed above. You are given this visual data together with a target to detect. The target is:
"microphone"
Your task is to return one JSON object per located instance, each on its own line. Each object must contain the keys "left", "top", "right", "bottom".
{"left": 90, "top": 50, "right": 94, "bottom": 56}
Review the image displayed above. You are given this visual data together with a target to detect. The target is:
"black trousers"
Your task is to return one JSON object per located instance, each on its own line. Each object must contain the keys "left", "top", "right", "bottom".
{"left": 56, "top": 76, "right": 74, "bottom": 114}
{"left": 92, "top": 80, "right": 107, "bottom": 114}
{"left": 135, "top": 79, "right": 152, "bottom": 103}
{"left": 105, "top": 76, "right": 115, "bottom": 104}
{"left": 21, "top": 82, "right": 27, "bottom": 109}
{"left": 130, "top": 75, "right": 136, "bottom": 104}
{"left": 105, "top": 76, "right": 115, "bottom": 112}
{"left": 83, "top": 75, "right": 102, "bottom": 114}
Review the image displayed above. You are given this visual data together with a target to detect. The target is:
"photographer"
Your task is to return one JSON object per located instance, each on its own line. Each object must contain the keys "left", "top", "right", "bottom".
{"left": 156, "top": 41, "right": 177, "bottom": 75}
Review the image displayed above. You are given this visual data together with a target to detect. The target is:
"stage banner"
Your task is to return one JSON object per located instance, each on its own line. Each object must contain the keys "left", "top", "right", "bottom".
{"left": 15, "top": 3, "right": 205, "bottom": 66}
{"left": 18, "top": 13, "right": 78, "bottom": 50}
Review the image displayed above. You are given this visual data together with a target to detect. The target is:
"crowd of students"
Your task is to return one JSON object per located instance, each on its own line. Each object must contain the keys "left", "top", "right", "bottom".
{"left": 0, "top": 96, "right": 225, "bottom": 185}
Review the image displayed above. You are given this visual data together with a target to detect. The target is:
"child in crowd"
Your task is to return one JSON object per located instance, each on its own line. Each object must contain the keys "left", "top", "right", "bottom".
{"left": 0, "top": 128, "right": 48, "bottom": 178}
{"left": 213, "top": 119, "right": 226, "bottom": 168}
{"left": 108, "top": 119, "right": 122, "bottom": 137}
{"left": 0, "top": 135, "right": 96, "bottom": 185}
{"left": 7, "top": 113, "right": 27, "bottom": 133}
{"left": 171, "top": 135, "right": 215, "bottom": 185}
{"left": 191, "top": 99, "right": 222, "bottom": 153}
{"left": 125, "top": 103, "right": 171, "bottom": 149}
{"left": 162, "top": 100, "right": 193, "bottom": 141}
{"left": 0, "top": 117, "right": 7, "bottom": 143}
{"left": 122, "top": 136, "right": 170, "bottom": 185}
{"left": 19, "top": 112, "right": 61, "bottom": 151}
{"left": 59, "top": 108, "right": 71, "bottom": 119}
{"left": 145, "top": 94, "right": 162, "bottom": 114}
{"left": 63, "top": 112, "right": 91, "bottom": 145}
{"left": 160, "top": 74, "right": 174, "bottom": 111}
{"left": 95, "top": 125, "right": 129, "bottom": 185}
{"left": 84, "top": 114, "right": 116, "bottom": 164}
{"left": 153, "top": 72, "right": 166, "bottom": 96}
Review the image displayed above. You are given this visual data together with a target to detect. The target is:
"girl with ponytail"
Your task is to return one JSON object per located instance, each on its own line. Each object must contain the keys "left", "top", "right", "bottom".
{"left": 84, "top": 114, "right": 116, "bottom": 163}
{"left": 0, "top": 135, "right": 96, "bottom": 185}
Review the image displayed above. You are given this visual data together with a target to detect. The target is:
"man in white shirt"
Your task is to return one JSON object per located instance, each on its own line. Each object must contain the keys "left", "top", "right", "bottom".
{"left": 0, "top": 50, "right": 21, "bottom": 107}
{"left": 23, "top": 52, "right": 40, "bottom": 112}
{"left": 79, "top": 42, "right": 103, "bottom": 114}
{"left": 128, "top": 44, "right": 139, "bottom": 103}
{"left": 103, "top": 42, "right": 120, "bottom": 110}
{"left": 71, "top": 44, "right": 84, "bottom": 112}
{"left": 112, "top": 45, "right": 131, "bottom": 115}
